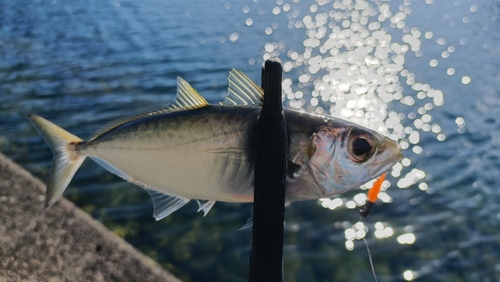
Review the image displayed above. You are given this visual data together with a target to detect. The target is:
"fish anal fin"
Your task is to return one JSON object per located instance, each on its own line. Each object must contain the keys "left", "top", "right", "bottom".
{"left": 147, "top": 190, "right": 190, "bottom": 221}
{"left": 196, "top": 200, "right": 216, "bottom": 217}
{"left": 221, "top": 69, "right": 263, "bottom": 106}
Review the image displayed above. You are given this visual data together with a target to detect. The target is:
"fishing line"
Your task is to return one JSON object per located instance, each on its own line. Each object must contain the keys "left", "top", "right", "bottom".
{"left": 358, "top": 216, "right": 378, "bottom": 282}
{"left": 357, "top": 173, "right": 386, "bottom": 282}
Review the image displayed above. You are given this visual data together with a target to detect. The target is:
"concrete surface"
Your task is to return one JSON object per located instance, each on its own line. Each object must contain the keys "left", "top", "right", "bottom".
{"left": 0, "top": 152, "right": 181, "bottom": 282}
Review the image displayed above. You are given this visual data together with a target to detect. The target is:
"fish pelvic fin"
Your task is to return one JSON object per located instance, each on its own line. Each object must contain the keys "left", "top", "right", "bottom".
{"left": 27, "top": 114, "right": 86, "bottom": 209}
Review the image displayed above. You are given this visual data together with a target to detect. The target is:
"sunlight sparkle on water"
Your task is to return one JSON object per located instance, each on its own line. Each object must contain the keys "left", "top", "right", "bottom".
{"left": 353, "top": 193, "right": 367, "bottom": 206}
{"left": 397, "top": 168, "right": 426, "bottom": 188}
{"left": 238, "top": 0, "right": 472, "bottom": 257}
{"left": 320, "top": 198, "right": 343, "bottom": 210}
{"left": 374, "top": 222, "right": 394, "bottom": 239}
{"left": 412, "top": 145, "right": 423, "bottom": 154}
{"left": 345, "top": 240, "right": 354, "bottom": 251}
{"left": 397, "top": 233, "right": 416, "bottom": 244}
{"left": 461, "top": 76, "right": 471, "bottom": 84}
{"left": 343, "top": 221, "right": 370, "bottom": 250}
{"left": 345, "top": 200, "right": 356, "bottom": 209}
{"left": 378, "top": 192, "right": 393, "bottom": 203}
{"left": 403, "top": 270, "right": 415, "bottom": 281}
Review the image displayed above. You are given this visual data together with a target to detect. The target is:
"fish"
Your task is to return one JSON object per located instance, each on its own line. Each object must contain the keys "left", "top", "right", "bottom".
{"left": 28, "top": 69, "right": 402, "bottom": 221}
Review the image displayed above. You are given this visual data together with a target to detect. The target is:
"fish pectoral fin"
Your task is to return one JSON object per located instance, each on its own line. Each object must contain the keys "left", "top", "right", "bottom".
{"left": 221, "top": 69, "right": 263, "bottom": 106}
{"left": 146, "top": 190, "right": 190, "bottom": 221}
{"left": 196, "top": 200, "right": 216, "bottom": 217}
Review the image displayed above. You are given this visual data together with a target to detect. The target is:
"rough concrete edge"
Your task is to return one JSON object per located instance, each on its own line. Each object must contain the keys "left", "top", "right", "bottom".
{"left": 0, "top": 152, "right": 182, "bottom": 282}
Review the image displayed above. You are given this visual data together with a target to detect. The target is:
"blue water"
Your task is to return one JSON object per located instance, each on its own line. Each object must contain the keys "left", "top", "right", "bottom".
{"left": 2, "top": 0, "right": 500, "bottom": 281}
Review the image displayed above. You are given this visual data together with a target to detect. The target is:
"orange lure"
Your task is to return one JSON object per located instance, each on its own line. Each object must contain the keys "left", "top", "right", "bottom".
{"left": 360, "top": 173, "right": 386, "bottom": 218}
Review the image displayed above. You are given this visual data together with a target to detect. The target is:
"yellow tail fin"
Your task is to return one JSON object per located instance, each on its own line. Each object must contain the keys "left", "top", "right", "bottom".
{"left": 27, "top": 114, "right": 86, "bottom": 209}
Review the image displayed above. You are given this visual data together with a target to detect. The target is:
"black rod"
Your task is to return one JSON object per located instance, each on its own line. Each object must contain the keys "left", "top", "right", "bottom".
{"left": 250, "top": 59, "right": 287, "bottom": 282}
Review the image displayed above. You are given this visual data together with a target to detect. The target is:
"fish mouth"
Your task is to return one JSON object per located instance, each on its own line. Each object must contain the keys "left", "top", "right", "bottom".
{"left": 370, "top": 139, "right": 403, "bottom": 178}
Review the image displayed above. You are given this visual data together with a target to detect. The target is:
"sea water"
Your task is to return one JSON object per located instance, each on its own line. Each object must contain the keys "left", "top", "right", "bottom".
{"left": 2, "top": 0, "right": 499, "bottom": 281}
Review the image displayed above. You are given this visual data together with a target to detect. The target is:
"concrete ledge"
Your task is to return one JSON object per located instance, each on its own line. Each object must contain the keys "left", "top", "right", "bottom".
{"left": 0, "top": 152, "right": 181, "bottom": 282}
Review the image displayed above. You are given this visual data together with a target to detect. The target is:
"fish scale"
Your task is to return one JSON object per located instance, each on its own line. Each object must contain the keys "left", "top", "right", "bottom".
{"left": 82, "top": 107, "right": 256, "bottom": 201}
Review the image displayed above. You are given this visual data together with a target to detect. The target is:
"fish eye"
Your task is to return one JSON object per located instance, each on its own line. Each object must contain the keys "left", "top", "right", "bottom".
{"left": 347, "top": 130, "right": 376, "bottom": 163}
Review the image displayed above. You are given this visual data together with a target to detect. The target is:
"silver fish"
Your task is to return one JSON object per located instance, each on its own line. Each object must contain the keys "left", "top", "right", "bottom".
{"left": 28, "top": 70, "right": 402, "bottom": 220}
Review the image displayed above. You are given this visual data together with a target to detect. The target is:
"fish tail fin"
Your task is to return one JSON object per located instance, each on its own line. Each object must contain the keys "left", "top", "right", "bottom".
{"left": 27, "top": 114, "right": 86, "bottom": 209}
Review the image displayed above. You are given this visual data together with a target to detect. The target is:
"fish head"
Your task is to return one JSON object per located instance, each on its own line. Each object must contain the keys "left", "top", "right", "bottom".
{"left": 303, "top": 121, "right": 402, "bottom": 197}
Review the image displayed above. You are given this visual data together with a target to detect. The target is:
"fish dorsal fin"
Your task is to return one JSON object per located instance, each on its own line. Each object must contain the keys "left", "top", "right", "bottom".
{"left": 89, "top": 77, "right": 208, "bottom": 142}
{"left": 166, "top": 77, "right": 209, "bottom": 111}
{"left": 147, "top": 190, "right": 191, "bottom": 221}
{"left": 196, "top": 200, "right": 216, "bottom": 217}
{"left": 221, "top": 69, "right": 263, "bottom": 106}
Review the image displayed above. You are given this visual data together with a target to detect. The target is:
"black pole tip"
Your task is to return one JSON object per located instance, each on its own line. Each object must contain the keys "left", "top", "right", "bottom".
{"left": 264, "top": 58, "right": 282, "bottom": 72}
{"left": 265, "top": 57, "right": 282, "bottom": 65}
